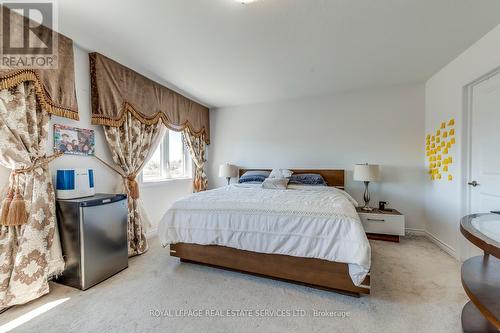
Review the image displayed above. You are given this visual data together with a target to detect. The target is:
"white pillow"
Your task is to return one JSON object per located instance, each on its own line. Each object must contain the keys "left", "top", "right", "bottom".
{"left": 262, "top": 178, "right": 289, "bottom": 189}
{"left": 269, "top": 168, "right": 293, "bottom": 179}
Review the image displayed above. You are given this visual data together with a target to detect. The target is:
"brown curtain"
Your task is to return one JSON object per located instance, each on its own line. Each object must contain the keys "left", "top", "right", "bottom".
{"left": 89, "top": 53, "right": 209, "bottom": 144}
{"left": 103, "top": 112, "right": 164, "bottom": 256}
{"left": 0, "top": 82, "right": 64, "bottom": 309}
{"left": 182, "top": 127, "right": 208, "bottom": 192}
{"left": 0, "top": 6, "right": 79, "bottom": 120}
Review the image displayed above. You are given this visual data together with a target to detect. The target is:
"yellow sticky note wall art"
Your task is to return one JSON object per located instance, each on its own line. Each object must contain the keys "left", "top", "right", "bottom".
{"left": 425, "top": 118, "right": 455, "bottom": 181}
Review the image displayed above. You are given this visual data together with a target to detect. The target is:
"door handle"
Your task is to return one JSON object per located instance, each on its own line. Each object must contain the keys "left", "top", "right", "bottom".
{"left": 467, "top": 181, "right": 480, "bottom": 187}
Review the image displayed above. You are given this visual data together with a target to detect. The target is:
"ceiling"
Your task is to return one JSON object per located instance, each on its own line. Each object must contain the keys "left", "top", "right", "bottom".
{"left": 57, "top": 0, "right": 500, "bottom": 108}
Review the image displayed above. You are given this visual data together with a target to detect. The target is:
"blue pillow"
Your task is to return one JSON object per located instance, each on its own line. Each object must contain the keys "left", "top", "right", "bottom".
{"left": 288, "top": 173, "right": 327, "bottom": 186}
{"left": 238, "top": 170, "right": 271, "bottom": 184}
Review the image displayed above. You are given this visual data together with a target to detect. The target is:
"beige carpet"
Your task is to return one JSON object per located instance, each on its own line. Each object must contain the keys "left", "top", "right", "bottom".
{"left": 0, "top": 236, "right": 467, "bottom": 333}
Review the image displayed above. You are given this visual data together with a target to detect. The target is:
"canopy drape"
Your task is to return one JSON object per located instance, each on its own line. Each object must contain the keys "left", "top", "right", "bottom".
{"left": 89, "top": 53, "right": 210, "bottom": 144}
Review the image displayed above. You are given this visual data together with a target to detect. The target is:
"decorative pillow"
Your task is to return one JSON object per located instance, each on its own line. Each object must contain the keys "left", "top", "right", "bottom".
{"left": 262, "top": 178, "right": 289, "bottom": 189}
{"left": 238, "top": 170, "right": 271, "bottom": 183}
{"left": 269, "top": 168, "right": 293, "bottom": 179}
{"left": 288, "top": 173, "right": 327, "bottom": 186}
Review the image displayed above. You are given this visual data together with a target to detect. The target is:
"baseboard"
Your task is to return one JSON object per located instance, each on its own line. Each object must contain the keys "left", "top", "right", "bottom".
{"left": 405, "top": 228, "right": 426, "bottom": 236}
{"left": 424, "top": 231, "right": 459, "bottom": 260}
{"left": 404, "top": 228, "right": 458, "bottom": 260}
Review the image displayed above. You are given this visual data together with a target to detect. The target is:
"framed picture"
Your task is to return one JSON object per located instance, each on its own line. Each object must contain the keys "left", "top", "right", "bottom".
{"left": 54, "top": 124, "right": 95, "bottom": 156}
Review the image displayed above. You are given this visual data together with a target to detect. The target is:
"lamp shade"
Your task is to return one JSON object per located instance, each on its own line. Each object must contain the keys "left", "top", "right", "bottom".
{"left": 219, "top": 163, "right": 238, "bottom": 178}
{"left": 353, "top": 164, "right": 380, "bottom": 182}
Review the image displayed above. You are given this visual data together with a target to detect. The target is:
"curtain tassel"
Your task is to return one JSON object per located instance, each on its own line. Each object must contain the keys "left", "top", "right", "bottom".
{"left": 127, "top": 175, "right": 140, "bottom": 200}
{"left": 0, "top": 188, "right": 14, "bottom": 226}
{"left": 5, "top": 189, "right": 27, "bottom": 226}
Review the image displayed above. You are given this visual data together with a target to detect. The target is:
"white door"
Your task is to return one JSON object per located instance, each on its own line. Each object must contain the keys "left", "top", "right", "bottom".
{"left": 470, "top": 72, "right": 500, "bottom": 213}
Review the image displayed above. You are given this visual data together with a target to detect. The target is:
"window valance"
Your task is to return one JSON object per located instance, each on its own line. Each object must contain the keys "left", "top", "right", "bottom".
{"left": 0, "top": 6, "right": 78, "bottom": 120}
{"left": 89, "top": 53, "right": 210, "bottom": 144}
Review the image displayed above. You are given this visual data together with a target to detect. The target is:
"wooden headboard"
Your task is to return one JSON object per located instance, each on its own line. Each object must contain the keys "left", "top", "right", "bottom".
{"left": 238, "top": 169, "right": 345, "bottom": 189}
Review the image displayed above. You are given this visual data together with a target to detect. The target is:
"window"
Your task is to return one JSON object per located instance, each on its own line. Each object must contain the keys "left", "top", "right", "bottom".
{"left": 142, "top": 130, "right": 192, "bottom": 182}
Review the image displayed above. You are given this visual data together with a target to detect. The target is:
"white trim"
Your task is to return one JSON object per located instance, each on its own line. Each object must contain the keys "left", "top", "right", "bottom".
{"left": 462, "top": 82, "right": 473, "bottom": 218}
{"left": 405, "top": 228, "right": 459, "bottom": 260}
{"left": 405, "top": 227, "right": 425, "bottom": 236}
{"left": 424, "top": 231, "right": 459, "bottom": 260}
{"left": 140, "top": 177, "right": 193, "bottom": 188}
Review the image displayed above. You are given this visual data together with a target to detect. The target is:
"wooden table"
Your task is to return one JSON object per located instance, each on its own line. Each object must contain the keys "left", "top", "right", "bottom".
{"left": 460, "top": 214, "right": 500, "bottom": 332}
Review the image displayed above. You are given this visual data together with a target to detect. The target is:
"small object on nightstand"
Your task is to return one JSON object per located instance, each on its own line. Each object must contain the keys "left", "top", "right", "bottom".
{"left": 353, "top": 163, "right": 380, "bottom": 211}
{"left": 379, "top": 201, "right": 387, "bottom": 211}
{"left": 356, "top": 206, "right": 405, "bottom": 242}
{"left": 219, "top": 163, "right": 238, "bottom": 185}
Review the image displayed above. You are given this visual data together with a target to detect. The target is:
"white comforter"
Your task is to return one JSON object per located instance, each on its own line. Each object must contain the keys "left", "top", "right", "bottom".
{"left": 158, "top": 184, "right": 371, "bottom": 286}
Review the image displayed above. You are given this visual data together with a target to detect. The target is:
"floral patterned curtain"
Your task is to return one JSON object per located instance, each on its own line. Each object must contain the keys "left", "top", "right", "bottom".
{"left": 0, "top": 82, "right": 64, "bottom": 310}
{"left": 182, "top": 127, "right": 208, "bottom": 192}
{"left": 103, "top": 112, "right": 164, "bottom": 256}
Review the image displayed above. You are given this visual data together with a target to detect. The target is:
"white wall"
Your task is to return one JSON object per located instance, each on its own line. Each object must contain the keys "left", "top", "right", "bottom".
{"left": 425, "top": 23, "right": 500, "bottom": 260}
{"left": 208, "top": 84, "right": 426, "bottom": 231}
{"left": 0, "top": 44, "right": 193, "bottom": 235}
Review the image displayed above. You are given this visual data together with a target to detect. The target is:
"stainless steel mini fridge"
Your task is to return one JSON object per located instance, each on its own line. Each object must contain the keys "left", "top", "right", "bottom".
{"left": 56, "top": 193, "right": 128, "bottom": 290}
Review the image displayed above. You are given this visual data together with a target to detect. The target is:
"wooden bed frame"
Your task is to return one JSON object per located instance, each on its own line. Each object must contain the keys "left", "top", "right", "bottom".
{"left": 170, "top": 169, "right": 371, "bottom": 297}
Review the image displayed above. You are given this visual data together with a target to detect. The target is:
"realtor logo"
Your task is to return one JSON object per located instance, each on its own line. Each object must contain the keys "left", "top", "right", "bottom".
{"left": 0, "top": 1, "right": 58, "bottom": 69}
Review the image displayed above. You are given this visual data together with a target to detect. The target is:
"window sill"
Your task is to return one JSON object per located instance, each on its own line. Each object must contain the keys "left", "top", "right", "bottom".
{"left": 140, "top": 177, "right": 193, "bottom": 188}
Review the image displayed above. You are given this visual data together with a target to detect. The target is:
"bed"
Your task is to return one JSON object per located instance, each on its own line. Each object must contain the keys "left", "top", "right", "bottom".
{"left": 158, "top": 169, "right": 371, "bottom": 296}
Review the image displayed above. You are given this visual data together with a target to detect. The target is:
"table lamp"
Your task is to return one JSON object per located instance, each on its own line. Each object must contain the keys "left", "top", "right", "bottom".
{"left": 353, "top": 163, "right": 380, "bottom": 211}
{"left": 219, "top": 163, "right": 238, "bottom": 185}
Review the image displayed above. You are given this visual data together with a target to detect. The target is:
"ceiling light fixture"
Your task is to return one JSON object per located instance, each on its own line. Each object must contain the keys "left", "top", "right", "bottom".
{"left": 235, "top": 0, "right": 257, "bottom": 4}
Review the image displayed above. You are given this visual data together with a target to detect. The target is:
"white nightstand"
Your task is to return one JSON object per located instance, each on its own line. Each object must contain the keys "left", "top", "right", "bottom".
{"left": 356, "top": 207, "right": 405, "bottom": 242}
